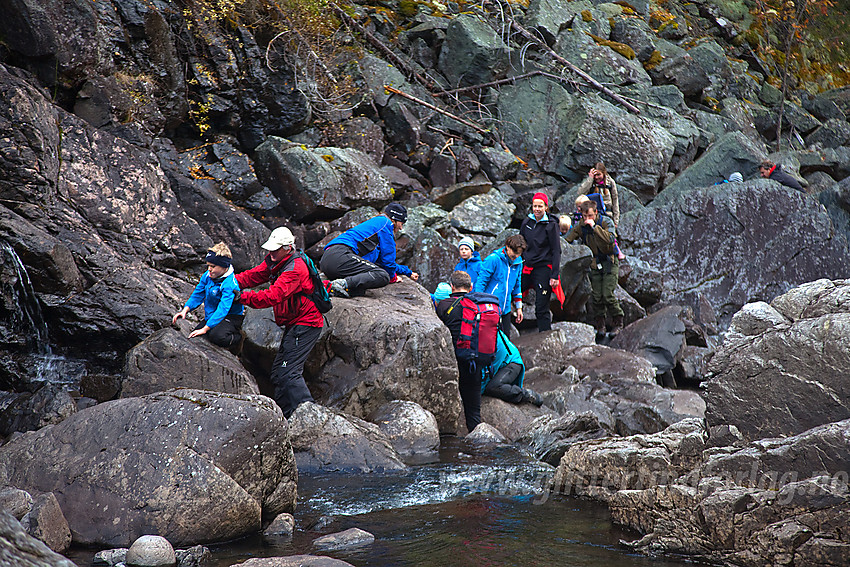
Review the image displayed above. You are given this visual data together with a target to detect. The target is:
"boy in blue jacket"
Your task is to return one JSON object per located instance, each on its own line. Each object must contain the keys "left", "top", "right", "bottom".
{"left": 320, "top": 203, "right": 419, "bottom": 297}
{"left": 172, "top": 242, "right": 244, "bottom": 349}
{"left": 474, "top": 234, "right": 526, "bottom": 334}
{"left": 453, "top": 236, "right": 482, "bottom": 287}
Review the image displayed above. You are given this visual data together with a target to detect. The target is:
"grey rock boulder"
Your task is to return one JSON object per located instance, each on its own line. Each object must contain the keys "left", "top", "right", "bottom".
{"left": 121, "top": 328, "right": 259, "bottom": 398}
{"left": 125, "top": 535, "right": 175, "bottom": 567}
{"left": 479, "top": 397, "right": 555, "bottom": 441}
{"left": 254, "top": 137, "right": 393, "bottom": 222}
{"left": 609, "top": 305, "right": 687, "bottom": 384}
{"left": 313, "top": 527, "right": 374, "bottom": 551}
{"left": 0, "top": 383, "right": 76, "bottom": 436}
{"left": 20, "top": 493, "right": 71, "bottom": 554}
{"left": 0, "top": 389, "right": 296, "bottom": 546}
{"left": 516, "top": 411, "right": 614, "bottom": 465}
{"left": 0, "top": 509, "right": 77, "bottom": 567}
{"left": 621, "top": 182, "right": 850, "bottom": 329}
{"left": 449, "top": 189, "right": 515, "bottom": 236}
{"left": 438, "top": 14, "right": 509, "bottom": 88}
{"left": 232, "top": 556, "right": 354, "bottom": 567}
{"left": 705, "top": 281, "right": 850, "bottom": 440}
{"left": 369, "top": 400, "right": 440, "bottom": 457}
{"left": 288, "top": 402, "right": 406, "bottom": 473}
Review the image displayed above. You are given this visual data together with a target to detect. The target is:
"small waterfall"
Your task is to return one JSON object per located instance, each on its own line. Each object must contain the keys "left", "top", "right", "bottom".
{"left": 0, "top": 241, "right": 50, "bottom": 354}
{"left": 0, "top": 242, "right": 86, "bottom": 387}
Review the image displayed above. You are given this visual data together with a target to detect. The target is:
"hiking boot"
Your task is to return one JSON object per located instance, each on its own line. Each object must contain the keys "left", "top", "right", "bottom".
{"left": 330, "top": 278, "right": 349, "bottom": 298}
{"left": 610, "top": 315, "right": 624, "bottom": 336}
{"left": 595, "top": 315, "right": 606, "bottom": 339}
{"left": 522, "top": 388, "right": 543, "bottom": 407}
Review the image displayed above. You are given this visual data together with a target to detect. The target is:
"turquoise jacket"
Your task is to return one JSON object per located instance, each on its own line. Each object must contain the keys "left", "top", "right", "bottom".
{"left": 481, "top": 330, "right": 525, "bottom": 392}
{"left": 185, "top": 266, "right": 244, "bottom": 328}
{"left": 473, "top": 247, "right": 523, "bottom": 315}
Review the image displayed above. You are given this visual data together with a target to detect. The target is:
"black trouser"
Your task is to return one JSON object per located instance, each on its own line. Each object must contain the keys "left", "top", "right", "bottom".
{"left": 522, "top": 266, "right": 552, "bottom": 332}
{"left": 196, "top": 314, "right": 243, "bottom": 348}
{"left": 320, "top": 244, "right": 390, "bottom": 296}
{"left": 271, "top": 324, "right": 322, "bottom": 418}
{"left": 483, "top": 362, "right": 524, "bottom": 403}
{"left": 457, "top": 358, "right": 482, "bottom": 433}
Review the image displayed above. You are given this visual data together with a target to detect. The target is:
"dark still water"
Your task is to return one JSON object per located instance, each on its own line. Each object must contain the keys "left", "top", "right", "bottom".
{"left": 69, "top": 438, "right": 703, "bottom": 567}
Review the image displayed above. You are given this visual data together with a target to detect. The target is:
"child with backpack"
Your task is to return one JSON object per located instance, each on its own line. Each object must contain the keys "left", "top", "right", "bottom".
{"left": 436, "top": 270, "right": 501, "bottom": 433}
{"left": 172, "top": 242, "right": 244, "bottom": 351}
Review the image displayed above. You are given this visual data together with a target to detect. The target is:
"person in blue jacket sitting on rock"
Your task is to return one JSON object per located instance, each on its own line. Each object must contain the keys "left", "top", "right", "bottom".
{"left": 320, "top": 203, "right": 419, "bottom": 297}
{"left": 474, "top": 234, "right": 526, "bottom": 334}
{"left": 172, "top": 242, "right": 244, "bottom": 350}
{"left": 482, "top": 330, "right": 542, "bottom": 406}
{"left": 453, "top": 236, "right": 482, "bottom": 287}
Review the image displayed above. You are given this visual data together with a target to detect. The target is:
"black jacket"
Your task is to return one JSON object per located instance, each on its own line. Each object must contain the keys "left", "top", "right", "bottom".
{"left": 436, "top": 292, "right": 467, "bottom": 344}
{"left": 769, "top": 165, "right": 805, "bottom": 193}
{"left": 519, "top": 215, "right": 561, "bottom": 280}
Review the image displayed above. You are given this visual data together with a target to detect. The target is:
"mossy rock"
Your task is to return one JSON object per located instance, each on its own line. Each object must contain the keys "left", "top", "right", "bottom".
{"left": 581, "top": 9, "right": 593, "bottom": 22}
{"left": 586, "top": 32, "right": 636, "bottom": 60}
{"left": 642, "top": 50, "right": 662, "bottom": 71}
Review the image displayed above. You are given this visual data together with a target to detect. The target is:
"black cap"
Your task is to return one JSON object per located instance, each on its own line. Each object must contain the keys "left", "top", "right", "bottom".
{"left": 385, "top": 203, "right": 408, "bottom": 223}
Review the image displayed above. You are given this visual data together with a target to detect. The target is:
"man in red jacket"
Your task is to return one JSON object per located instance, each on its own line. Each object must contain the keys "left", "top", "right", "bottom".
{"left": 237, "top": 227, "right": 323, "bottom": 418}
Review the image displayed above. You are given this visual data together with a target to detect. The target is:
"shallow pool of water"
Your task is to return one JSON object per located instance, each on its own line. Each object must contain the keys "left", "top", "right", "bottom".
{"left": 69, "top": 438, "right": 703, "bottom": 567}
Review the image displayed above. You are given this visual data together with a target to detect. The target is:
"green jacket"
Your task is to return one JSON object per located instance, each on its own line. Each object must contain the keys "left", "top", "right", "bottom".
{"left": 564, "top": 214, "right": 618, "bottom": 269}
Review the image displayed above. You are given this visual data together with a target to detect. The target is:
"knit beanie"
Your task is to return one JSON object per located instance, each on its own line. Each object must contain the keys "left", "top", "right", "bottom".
{"left": 433, "top": 282, "right": 452, "bottom": 301}
{"left": 458, "top": 236, "right": 475, "bottom": 252}
{"left": 532, "top": 192, "right": 549, "bottom": 206}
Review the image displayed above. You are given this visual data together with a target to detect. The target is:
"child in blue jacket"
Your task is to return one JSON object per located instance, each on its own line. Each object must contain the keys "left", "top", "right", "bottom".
{"left": 172, "top": 242, "right": 244, "bottom": 349}
{"left": 473, "top": 234, "right": 526, "bottom": 334}
{"left": 453, "top": 236, "right": 482, "bottom": 287}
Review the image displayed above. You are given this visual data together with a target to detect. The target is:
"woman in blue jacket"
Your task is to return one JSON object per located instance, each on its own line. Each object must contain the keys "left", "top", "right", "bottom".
{"left": 473, "top": 234, "right": 526, "bottom": 334}
{"left": 172, "top": 242, "right": 244, "bottom": 349}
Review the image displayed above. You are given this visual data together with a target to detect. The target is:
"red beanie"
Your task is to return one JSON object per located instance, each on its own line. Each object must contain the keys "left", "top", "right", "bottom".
{"left": 532, "top": 192, "right": 548, "bottom": 206}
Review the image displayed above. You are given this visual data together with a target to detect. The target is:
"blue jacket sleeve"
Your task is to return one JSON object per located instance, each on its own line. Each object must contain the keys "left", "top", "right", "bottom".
{"left": 511, "top": 260, "right": 523, "bottom": 303}
{"left": 185, "top": 275, "right": 208, "bottom": 310}
{"left": 377, "top": 218, "right": 412, "bottom": 276}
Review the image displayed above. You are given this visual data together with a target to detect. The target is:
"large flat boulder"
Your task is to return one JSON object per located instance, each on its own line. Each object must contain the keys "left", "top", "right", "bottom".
{"left": 620, "top": 182, "right": 850, "bottom": 329}
{"left": 0, "top": 389, "right": 296, "bottom": 547}
{"left": 306, "top": 279, "right": 462, "bottom": 433}
{"left": 121, "top": 328, "right": 259, "bottom": 398}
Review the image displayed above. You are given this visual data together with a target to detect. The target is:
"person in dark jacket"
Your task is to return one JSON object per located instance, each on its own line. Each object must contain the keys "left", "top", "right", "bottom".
{"left": 320, "top": 203, "right": 419, "bottom": 298}
{"left": 564, "top": 199, "right": 624, "bottom": 338}
{"left": 519, "top": 192, "right": 561, "bottom": 332}
{"left": 759, "top": 160, "right": 805, "bottom": 193}
{"left": 437, "top": 270, "right": 497, "bottom": 433}
{"left": 172, "top": 242, "right": 244, "bottom": 350}
{"left": 236, "top": 227, "right": 323, "bottom": 418}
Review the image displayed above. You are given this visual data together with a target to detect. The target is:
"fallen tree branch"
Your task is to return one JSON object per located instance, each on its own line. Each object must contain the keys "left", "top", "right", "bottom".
{"left": 384, "top": 84, "right": 490, "bottom": 135}
{"left": 385, "top": 85, "right": 527, "bottom": 167}
{"left": 434, "top": 70, "right": 543, "bottom": 97}
{"left": 332, "top": 4, "right": 436, "bottom": 91}
{"left": 507, "top": 19, "right": 641, "bottom": 114}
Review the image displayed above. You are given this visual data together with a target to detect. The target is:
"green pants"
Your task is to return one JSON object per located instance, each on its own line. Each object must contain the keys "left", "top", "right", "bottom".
{"left": 589, "top": 261, "right": 623, "bottom": 318}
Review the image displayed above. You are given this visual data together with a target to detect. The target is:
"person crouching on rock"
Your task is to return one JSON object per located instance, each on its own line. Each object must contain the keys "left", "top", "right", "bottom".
{"left": 563, "top": 199, "right": 624, "bottom": 339}
{"left": 172, "top": 242, "right": 244, "bottom": 351}
{"left": 236, "top": 227, "right": 322, "bottom": 418}
{"left": 482, "top": 330, "right": 542, "bottom": 407}
{"left": 320, "top": 203, "right": 419, "bottom": 298}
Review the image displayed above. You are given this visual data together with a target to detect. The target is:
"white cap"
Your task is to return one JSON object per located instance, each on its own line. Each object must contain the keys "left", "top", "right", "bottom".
{"left": 261, "top": 227, "right": 295, "bottom": 251}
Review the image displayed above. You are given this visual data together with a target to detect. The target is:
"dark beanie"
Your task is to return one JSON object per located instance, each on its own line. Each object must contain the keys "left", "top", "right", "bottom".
{"left": 385, "top": 203, "right": 408, "bottom": 223}
{"left": 205, "top": 250, "right": 232, "bottom": 268}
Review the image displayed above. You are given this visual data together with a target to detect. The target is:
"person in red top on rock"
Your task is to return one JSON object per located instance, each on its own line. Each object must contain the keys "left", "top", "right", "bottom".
{"left": 236, "top": 227, "right": 323, "bottom": 418}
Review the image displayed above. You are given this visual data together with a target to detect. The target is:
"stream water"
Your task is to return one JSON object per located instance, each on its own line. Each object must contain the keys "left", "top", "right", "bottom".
{"left": 68, "top": 437, "right": 702, "bottom": 567}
